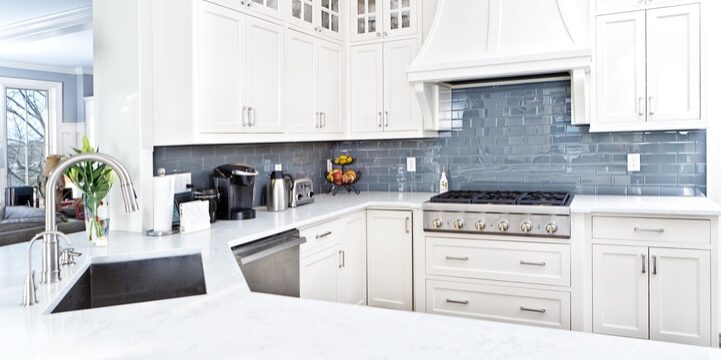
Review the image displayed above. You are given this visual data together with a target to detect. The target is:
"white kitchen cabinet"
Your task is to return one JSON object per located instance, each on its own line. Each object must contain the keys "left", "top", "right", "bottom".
{"left": 367, "top": 210, "right": 413, "bottom": 310}
{"left": 339, "top": 212, "right": 367, "bottom": 305}
{"left": 197, "top": 2, "right": 246, "bottom": 133}
{"left": 351, "top": 0, "right": 417, "bottom": 42}
{"left": 646, "top": 4, "right": 700, "bottom": 124}
{"left": 592, "top": 245, "right": 649, "bottom": 339}
{"left": 351, "top": 39, "right": 420, "bottom": 134}
{"left": 245, "top": 0, "right": 282, "bottom": 20}
{"left": 300, "top": 244, "right": 341, "bottom": 302}
{"left": 299, "top": 212, "right": 366, "bottom": 305}
{"left": 245, "top": 15, "right": 284, "bottom": 133}
{"left": 593, "top": 4, "right": 702, "bottom": 132}
{"left": 594, "top": 11, "right": 645, "bottom": 128}
{"left": 197, "top": 2, "right": 283, "bottom": 134}
{"left": 286, "top": 29, "right": 343, "bottom": 133}
{"left": 288, "top": 0, "right": 342, "bottom": 42}
{"left": 649, "top": 248, "right": 710, "bottom": 346}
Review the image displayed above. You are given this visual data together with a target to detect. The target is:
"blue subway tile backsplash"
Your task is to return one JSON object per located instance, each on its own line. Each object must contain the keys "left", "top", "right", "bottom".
{"left": 154, "top": 80, "right": 706, "bottom": 204}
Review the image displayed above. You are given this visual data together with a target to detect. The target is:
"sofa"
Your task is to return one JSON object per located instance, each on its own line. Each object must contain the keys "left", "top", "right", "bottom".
{"left": 0, "top": 205, "right": 84, "bottom": 247}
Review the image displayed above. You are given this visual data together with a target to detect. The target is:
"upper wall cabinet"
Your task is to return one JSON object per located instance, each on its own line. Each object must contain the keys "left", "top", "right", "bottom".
{"left": 288, "top": 0, "right": 343, "bottom": 42}
{"left": 595, "top": 0, "right": 690, "bottom": 14}
{"left": 351, "top": 0, "right": 418, "bottom": 42}
{"left": 592, "top": 3, "right": 702, "bottom": 132}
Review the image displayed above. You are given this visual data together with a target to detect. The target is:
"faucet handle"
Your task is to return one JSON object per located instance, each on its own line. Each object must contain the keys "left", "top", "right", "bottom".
{"left": 59, "top": 248, "right": 82, "bottom": 266}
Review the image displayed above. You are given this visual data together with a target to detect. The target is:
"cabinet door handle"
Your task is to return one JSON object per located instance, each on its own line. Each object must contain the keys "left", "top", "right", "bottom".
{"left": 405, "top": 217, "right": 410, "bottom": 233}
{"left": 648, "top": 96, "right": 655, "bottom": 116}
{"left": 652, "top": 255, "right": 657, "bottom": 275}
{"left": 519, "top": 260, "right": 546, "bottom": 266}
{"left": 520, "top": 306, "right": 547, "bottom": 314}
{"left": 384, "top": 111, "right": 389, "bottom": 127}
{"left": 242, "top": 106, "right": 248, "bottom": 126}
{"left": 377, "top": 112, "right": 382, "bottom": 127}
{"left": 634, "top": 227, "right": 664, "bottom": 233}
{"left": 638, "top": 97, "right": 645, "bottom": 116}
{"left": 321, "top": 112, "right": 326, "bottom": 128}
{"left": 445, "top": 255, "right": 469, "bottom": 261}
{"left": 339, "top": 250, "right": 345, "bottom": 268}
{"left": 445, "top": 298, "right": 469, "bottom": 305}
{"left": 383, "top": 31, "right": 388, "bottom": 37}
{"left": 376, "top": 32, "right": 382, "bottom": 37}
{"left": 315, "top": 112, "right": 320, "bottom": 128}
{"left": 641, "top": 254, "right": 646, "bottom": 274}
{"left": 246, "top": 106, "right": 255, "bottom": 126}
{"left": 316, "top": 231, "right": 332, "bottom": 239}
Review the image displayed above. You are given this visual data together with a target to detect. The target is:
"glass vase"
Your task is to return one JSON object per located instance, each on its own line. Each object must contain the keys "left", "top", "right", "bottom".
{"left": 83, "top": 193, "right": 110, "bottom": 246}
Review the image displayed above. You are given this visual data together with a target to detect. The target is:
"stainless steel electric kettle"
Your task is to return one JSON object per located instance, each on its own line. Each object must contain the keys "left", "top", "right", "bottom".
{"left": 266, "top": 164, "right": 294, "bottom": 212}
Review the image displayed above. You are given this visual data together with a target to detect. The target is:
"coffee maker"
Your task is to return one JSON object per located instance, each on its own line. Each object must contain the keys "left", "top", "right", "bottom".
{"left": 210, "top": 164, "right": 258, "bottom": 220}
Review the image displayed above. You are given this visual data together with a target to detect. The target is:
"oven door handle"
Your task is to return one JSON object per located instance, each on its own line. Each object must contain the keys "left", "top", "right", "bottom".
{"left": 238, "top": 237, "right": 307, "bottom": 265}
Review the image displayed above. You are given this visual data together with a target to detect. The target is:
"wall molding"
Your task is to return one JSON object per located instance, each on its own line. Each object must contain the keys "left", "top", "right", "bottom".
{"left": 0, "top": 6, "right": 92, "bottom": 42}
{"left": 0, "top": 60, "right": 92, "bottom": 76}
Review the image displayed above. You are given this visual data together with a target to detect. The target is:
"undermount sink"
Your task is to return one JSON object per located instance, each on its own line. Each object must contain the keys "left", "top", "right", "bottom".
{"left": 51, "top": 254, "right": 207, "bottom": 314}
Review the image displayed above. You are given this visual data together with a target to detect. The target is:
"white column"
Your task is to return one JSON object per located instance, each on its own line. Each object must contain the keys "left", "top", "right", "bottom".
{"left": 93, "top": 0, "right": 154, "bottom": 232}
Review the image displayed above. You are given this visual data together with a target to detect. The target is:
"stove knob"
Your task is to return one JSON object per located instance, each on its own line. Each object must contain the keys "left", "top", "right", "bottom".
{"left": 497, "top": 220, "right": 509, "bottom": 232}
{"left": 432, "top": 218, "right": 443, "bottom": 229}
{"left": 545, "top": 222, "right": 558, "bottom": 234}
{"left": 453, "top": 219, "right": 464, "bottom": 229}
{"left": 475, "top": 220, "right": 487, "bottom": 231}
{"left": 520, "top": 221, "right": 533, "bottom": 233}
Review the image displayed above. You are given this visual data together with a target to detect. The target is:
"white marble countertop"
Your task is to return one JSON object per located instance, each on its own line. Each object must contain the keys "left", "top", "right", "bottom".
{"left": 2, "top": 192, "right": 721, "bottom": 359}
{"left": 571, "top": 195, "right": 721, "bottom": 216}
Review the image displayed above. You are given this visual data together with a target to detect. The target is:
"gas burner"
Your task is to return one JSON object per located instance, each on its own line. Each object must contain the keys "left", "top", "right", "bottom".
{"left": 517, "top": 192, "right": 572, "bottom": 207}
{"left": 472, "top": 191, "right": 525, "bottom": 205}
{"left": 429, "top": 191, "right": 572, "bottom": 207}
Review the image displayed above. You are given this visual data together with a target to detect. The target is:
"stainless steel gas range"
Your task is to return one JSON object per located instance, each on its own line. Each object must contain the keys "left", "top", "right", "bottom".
{"left": 423, "top": 191, "right": 573, "bottom": 238}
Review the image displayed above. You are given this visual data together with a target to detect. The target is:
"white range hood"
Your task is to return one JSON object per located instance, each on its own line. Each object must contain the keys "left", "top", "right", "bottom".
{"left": 409, "top": 0, "right": 592, "bottom": 130}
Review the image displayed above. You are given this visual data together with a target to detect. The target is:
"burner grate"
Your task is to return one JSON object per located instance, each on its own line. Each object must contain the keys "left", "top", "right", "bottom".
{"left": 429, "top": 190, "right": 572, "bottom": 206}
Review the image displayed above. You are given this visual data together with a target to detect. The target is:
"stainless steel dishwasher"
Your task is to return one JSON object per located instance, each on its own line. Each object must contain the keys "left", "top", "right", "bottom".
{"left": 232, "top": 229, "right": 306, "bottom": 297}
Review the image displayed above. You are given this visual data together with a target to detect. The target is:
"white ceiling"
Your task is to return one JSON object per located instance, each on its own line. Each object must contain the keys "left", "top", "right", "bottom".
{"left": 0, "top": 0, "right": 93, "bottom": 72}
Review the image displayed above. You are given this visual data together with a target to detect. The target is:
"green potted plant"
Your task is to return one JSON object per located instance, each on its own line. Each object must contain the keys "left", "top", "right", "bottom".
{"left": 65, "top": 137, "right": 114, "bottom": 246}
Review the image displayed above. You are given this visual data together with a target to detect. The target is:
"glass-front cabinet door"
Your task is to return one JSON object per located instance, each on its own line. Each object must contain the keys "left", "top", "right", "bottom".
{"left": 247, "top": 0, "right": 282, "bottom": 20}
{"left": 383, "top": 0, "right": 415, "bottom": 38}
{"left": 351, "top": 0, "right": 381, "bottom": 41}
{"left": 290, "top": 0, "right": 316, "bottom": 32}
{"left": 351, "top": 0, "right": 416, "bottom": 42}
{"left": 319, "top": 0, "right": 342, "bottom": 40}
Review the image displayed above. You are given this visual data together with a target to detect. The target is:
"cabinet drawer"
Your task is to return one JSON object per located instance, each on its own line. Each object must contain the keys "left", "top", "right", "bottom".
{"left": 426, "top": 237, "right": 570, "bottom": 286}
{"left": 592, "top": 216, "right": 710, "bottom": 244}
{"left": 299, "top": 217, "right": 344, "bottom": 255}
{"left": 426, "top": 280, "right": 571, "bottom": 330}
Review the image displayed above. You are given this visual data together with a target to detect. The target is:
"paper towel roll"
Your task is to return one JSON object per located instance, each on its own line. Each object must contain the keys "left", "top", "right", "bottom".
{"left": 153, "top": 175, "right": 175, "bottom": 232}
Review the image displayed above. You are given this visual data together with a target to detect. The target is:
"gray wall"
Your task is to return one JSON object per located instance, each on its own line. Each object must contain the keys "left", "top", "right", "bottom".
{"left": 154, "top": 80, "right": 707, "bottom": 204}
{"left": 0, "top": 66, "right": 93, "bottom": 123}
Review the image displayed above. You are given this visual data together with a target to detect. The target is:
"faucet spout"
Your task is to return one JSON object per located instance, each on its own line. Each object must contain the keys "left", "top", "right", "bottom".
{"left": 41, "top": 153, "right": 139, "bottom": 284}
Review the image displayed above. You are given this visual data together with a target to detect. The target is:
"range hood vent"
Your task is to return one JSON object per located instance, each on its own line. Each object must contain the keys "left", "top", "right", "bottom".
{"left": 409, "top": 0, "right": 592, "bottom": 130}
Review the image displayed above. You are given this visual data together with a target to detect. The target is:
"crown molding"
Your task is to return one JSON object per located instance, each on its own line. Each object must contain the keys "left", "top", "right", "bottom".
{"left": 0, "top": 60, "right": 92, "bottom": 76}
{"left": 0, "top": 6, "right": 92, "bottom": 41}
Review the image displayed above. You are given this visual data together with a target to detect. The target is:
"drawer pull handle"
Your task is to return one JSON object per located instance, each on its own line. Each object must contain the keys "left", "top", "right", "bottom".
{"left": 520, "top": 306, "right": 547, "bottom": 313}
{"left": 445, "top": 298, "right": 469, "bottom": 305}
{"left": 316, "top": 231, "right": 332, "bottom": 239}
{"left": 633, "top": 227, "right": 664, "bottom": 233}
{"left": 641, "top": 254, "right": 646, "bottom": 274}
{"left": 446, "top": 256, "right": 469, "bottom": 261}
{"left": 652, "top": 255, "right": 657, "bottom": 275}
{"left": 519, "top": 260, "right": 546, "bottom": 266}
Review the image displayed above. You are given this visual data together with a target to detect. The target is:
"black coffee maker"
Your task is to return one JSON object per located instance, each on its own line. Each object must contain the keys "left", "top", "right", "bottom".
{"left": 210, "top": 164, "right": 258, "bottom": 220}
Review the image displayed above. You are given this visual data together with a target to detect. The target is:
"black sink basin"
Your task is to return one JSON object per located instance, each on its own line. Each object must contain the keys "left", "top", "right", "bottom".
{"left": 51, "top": 254, "right": 207, "bottom": 314}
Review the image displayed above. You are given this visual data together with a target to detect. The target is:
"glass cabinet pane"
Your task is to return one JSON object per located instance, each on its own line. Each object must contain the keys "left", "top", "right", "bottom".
{"left": 303, "top": 3, "right": 312, "bottom": 23}
{"left": 386, "top": 0, "right": 413, "bottom": 33}
{"left": 321, "top": 0, "right": 340, "bottom": 33}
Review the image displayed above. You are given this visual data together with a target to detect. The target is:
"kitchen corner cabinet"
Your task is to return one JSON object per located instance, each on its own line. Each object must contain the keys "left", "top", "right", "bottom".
{"left": 592, "top": 244, "right": 711, "bottom": 346}
{"left": 299, "top": 212, "right": 366, "bottom": 305}
{"left": 593, "top": 4, "right": 701, "bottom": 132}
{"left": 351, "top": 39, "right": 421, "bottom": 134}
{"left": 197, "top": 1, "right": 284, "bottom": 134}
{"left": 367, "top": 210, "right": 413, "bottom": 311}
{"left": 286, "top": 29, "right": 343, "bottom": 133}
{"left": 351, "top": 0, "right": 418, "bottom": 42}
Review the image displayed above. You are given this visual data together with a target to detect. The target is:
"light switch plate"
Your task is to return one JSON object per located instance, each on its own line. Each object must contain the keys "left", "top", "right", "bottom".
{"left": 627, "top": 153, "right": 641, "bottom": 172}
{"left": 169, "top": 172, "right": 192, "bottom": 194}
{"left": 407, "top": 157, "right": 416, "bottom": 172}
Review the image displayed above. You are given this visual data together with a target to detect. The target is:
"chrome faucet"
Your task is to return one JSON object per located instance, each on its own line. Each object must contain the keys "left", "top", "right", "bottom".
{"left": 40, "top": 153, "right": 139, "bottom": 282}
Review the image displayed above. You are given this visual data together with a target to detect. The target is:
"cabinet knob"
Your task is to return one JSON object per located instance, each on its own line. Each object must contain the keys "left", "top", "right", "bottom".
{"left": 376, "top": 32, "right": 381, "bottom": 37}
{"left": 383, "top": 31, "right": 388, "bottom": 37}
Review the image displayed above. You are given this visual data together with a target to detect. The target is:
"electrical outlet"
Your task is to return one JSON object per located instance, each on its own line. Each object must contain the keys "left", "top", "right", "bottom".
{"left": 169, "top": 172, "right": 192, "bottom": 194}
{"left": 627, "top": 153, "right": 641, "bottom": 172}
{"left": 407, "top": 157, "right": 416, "bottom": 172}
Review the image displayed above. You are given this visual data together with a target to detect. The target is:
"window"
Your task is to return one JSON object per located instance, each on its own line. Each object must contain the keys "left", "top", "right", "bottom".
{"left": 0, "top": 78, "right": 61, "bottom": 195}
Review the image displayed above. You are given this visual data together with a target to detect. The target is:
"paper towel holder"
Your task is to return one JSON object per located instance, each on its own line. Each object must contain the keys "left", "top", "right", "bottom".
{"left": 146, "top": 168, "right": 181, "bottom": 237}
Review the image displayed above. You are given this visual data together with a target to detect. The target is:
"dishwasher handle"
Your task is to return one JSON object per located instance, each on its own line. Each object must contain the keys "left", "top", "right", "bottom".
{"left": 234, "top": 230, "right": 307, "bottom": 265}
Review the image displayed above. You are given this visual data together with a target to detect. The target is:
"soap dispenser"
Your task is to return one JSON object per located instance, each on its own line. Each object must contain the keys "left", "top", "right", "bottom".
{"left": 439, "top": 166, "right": 449, "bottom": 193}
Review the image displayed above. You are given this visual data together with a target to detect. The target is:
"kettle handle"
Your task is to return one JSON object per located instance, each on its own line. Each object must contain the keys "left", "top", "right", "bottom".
{"left": 284, "top": 174, "right": 295, "bottom": 191}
